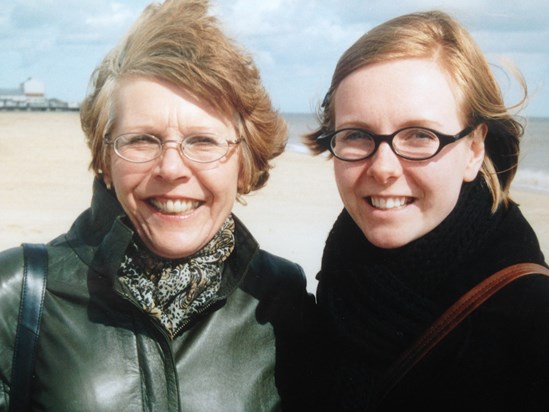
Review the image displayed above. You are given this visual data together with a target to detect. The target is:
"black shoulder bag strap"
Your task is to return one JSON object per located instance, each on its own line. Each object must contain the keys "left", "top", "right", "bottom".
{"left": 9, "top": 243, "right": 48, "bottom": 412}
{"left": 368, "top": 262, "right": 549, "bottom": 410}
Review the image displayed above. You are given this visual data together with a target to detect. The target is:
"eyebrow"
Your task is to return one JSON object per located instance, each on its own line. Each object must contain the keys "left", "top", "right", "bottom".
{"left": 335, "top": 118, "right": 446, "bottom": 131}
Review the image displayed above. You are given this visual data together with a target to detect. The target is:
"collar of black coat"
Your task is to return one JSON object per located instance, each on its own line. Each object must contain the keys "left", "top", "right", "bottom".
{"left": 63, "top": 177, "right": 259, "bottom": 299}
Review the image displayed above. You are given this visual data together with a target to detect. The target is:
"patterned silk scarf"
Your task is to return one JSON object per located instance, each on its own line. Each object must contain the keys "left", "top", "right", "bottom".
{"left": 118, "top": 215, "right": 235, "bottom": 338}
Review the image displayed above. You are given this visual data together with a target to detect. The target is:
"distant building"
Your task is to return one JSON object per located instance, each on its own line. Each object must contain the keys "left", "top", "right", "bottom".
{"left": 22, "top": 78, "right": 45, "bottom": 96}
{"left": 0, "top": 78, "right": 79, "bottom": 111}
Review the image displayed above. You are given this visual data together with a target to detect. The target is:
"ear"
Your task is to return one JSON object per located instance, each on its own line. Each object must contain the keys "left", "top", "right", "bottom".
{"left": 102, "top": 170, "right": 113, "bottom": 190}
{"left": 237, "top": 170, "right": 247, "bottom": 195}
{"left": 463, "top": 123, "right": 487, "bottom": 182}
{"left": 235, "top": 145, "right": 247, "bottom": 194}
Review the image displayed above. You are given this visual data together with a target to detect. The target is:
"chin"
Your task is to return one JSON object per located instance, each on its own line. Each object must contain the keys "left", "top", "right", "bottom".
{"left": 362, "top": 230, "right": 414, "bottom": 250}
{"left": 371, "top": 239, "right": 407, "bottom": 249}
{"left": 146, "top": 238, "right": 200, "bottom": 259}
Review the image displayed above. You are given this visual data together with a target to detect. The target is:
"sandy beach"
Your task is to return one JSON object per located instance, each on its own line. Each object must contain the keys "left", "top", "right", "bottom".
{"left": 1, "top": 112, "right": 548, "bottom": 291}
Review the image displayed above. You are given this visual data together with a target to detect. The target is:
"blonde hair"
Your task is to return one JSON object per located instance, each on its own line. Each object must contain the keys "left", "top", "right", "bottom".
{"left": 303, "top": 10, "right": 526, "bottom": 211}
{"left": 80, "top": 0, "right": 287, "bottom": 195}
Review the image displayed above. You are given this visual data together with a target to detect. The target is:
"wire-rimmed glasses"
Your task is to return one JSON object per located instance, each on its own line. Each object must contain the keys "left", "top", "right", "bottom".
{"left": 105, "top": 133, "right": 242, "bottom": 164}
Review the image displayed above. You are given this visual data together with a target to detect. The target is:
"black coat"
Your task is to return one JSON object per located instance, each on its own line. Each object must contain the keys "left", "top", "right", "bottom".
{"left": 315, "top": 180, "right": 549, "bottom": 411}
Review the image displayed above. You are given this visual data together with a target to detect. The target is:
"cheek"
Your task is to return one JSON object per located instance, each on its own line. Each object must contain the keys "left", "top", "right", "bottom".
{"left": 108, "top": 157, "right": 124, "bottom": 183}
{"left": 218, "top": 173, "right": 240, "bottom": 204}
{"left": 109, "top": 163, "right": 129, "bottom": 191}
{"left": 200, "top": 162, "right": 240, "bottom": 206}
{"left": 423, "top": 145, "right": 474, "bottom": 196}
{"left": 419, "top": 164, "right": 464, "bottom": 218}
{"left": 109, "top": 161, "right": 149, "bottom": 207}
{"left": 334, "top": 161, "right": 361, "bottom": 196}
{"left": 110, "top": 156, "right": 149, "bottom": 183}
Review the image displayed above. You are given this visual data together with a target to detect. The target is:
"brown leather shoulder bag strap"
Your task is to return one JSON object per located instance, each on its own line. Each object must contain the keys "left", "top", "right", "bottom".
{"left": 369, "top": 262, "right": 549, "bottom": 410}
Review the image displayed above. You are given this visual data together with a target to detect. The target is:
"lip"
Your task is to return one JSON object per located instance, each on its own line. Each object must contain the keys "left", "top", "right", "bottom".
{"left": 367, "top": 195, "right": 414, "bottom": 210}
{"left": 147, "top": 196, "right": 203, "bottom": 215}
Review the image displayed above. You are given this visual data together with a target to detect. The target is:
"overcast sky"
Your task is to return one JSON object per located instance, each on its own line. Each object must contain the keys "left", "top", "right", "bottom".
{"left": 1, "top": 0, "right": 548, "bottom": 117}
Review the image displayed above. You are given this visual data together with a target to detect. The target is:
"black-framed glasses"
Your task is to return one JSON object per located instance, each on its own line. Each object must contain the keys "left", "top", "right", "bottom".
{"left": 316, "top": 125, "right": 475, "bottom": 161}
{"left": 105, "top": 133, "right": 242, "bottom": 164}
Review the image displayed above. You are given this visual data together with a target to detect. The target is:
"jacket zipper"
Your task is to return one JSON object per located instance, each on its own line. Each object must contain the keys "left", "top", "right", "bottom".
{"left": 170, "top": 297, "right": 224, "bottom": 338}
{"left": 114, "top": 288, "right": 182, "bottom": 411}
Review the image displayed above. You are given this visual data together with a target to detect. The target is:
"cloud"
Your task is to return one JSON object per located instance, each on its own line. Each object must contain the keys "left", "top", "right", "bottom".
{"left": 212, "top": 0, "right": 549, "bottom": 115}
{"left": 214, "top": 0, "right": 373, "bottom": 110}
{"left": 1, "top": 0, "right": 547, "bottom": 116}
{"left": 6, "top": 0, "right": 146, "bottom": 46}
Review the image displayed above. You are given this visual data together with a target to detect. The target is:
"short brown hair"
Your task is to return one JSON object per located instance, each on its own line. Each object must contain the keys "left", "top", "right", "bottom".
{"left": 80, "top": 0, "right": 287, "bottom": 195}
{"left": 303, "top": 10, "right": 526, "bottom": 211}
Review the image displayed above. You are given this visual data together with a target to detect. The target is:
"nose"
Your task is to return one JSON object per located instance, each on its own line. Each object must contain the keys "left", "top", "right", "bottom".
{"left": 154, "top": 141, "right": 192, "bottom": 181}
{"left": 365, "top": 142, "right": 403, "bottom": 184}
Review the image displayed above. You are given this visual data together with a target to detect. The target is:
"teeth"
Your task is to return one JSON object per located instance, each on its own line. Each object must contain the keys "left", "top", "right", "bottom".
{"left": 150, "top": 198, "right": 200, "bottom": 214}
{"left": 370, "top": 196, "right": 408, "bottom": 210}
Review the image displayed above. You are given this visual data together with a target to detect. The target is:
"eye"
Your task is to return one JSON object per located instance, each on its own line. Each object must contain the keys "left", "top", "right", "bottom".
{"left": 118, "top": 134, "right": 158, "bottom": 147}
{"left": 341, "top": 129, "right": 370, "bottom": 141}
{"left": 333, "top": 129, "right": 373, "bottom": 148}
{"left": 400, "top": 128, "right": 438, "bottom": 142}
{"left": 185, "top": 134, "right": 223, "bottom": 147}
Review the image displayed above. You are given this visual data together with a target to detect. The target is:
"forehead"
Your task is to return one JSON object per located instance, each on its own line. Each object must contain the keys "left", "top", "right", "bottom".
{"left": 334, "top": 58, "right": 463, "bottom": 130}
{"left": 111, "top": 76, "right": 235, "bottom": 134}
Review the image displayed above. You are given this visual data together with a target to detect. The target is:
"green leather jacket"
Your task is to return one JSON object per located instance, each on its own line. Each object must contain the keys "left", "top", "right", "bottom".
{"left": 0, "top": 179, "right": 314, "bottom": 411}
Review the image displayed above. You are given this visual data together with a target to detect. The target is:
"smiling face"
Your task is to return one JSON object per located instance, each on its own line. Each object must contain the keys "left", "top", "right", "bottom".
{"left": 333, "top": 58, "right": 485, "bottom": 249}
{"left": 104, "top": 76, "right": 241, "bottom": 259}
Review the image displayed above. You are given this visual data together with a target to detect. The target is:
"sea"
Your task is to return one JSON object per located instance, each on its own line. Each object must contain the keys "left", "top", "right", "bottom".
{"left": 282, "top": 113, "right": 549, "bottom": 194}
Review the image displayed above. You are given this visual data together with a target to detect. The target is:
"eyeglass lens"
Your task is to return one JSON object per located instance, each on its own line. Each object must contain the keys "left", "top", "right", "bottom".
{"left": 331, "top": 128, "right": 442, "bottom": 160}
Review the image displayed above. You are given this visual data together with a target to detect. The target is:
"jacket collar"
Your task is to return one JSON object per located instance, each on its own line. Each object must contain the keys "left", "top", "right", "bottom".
{"left": 65, "top": 177, "right": 259, "bottom": 297}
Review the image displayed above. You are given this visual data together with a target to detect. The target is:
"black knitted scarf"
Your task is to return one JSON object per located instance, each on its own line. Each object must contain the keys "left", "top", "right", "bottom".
{"left": 316, "top": 178, "right": 505, "bottom": 402}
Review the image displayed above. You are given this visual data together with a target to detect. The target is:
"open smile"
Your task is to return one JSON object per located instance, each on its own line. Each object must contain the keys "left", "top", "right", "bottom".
{"left": 368, "top": 196, "right": 414, "bottom": 210}
{"left": 148, "top": 198, "right": 203, "bottom": 215}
